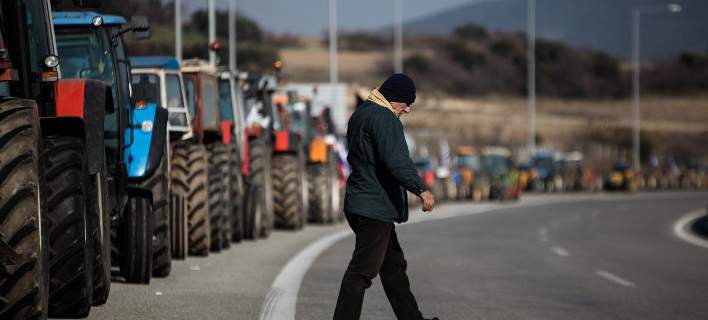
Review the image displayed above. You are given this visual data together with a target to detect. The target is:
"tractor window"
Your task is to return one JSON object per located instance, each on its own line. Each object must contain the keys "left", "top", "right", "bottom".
{"left": 184, "top": 76, "right": 196, "bottom": 118}
{"left": 165, "top": 74, "right": 189, "bottom": 127}
{"left": 23, "top": 0, "right": 53, "bottom": 77}
{"left": 458, "top": 155, "right": 481, "bottom": 171}
{"left": 483, "top": 155, "right": 509, "bottom": 175}
{"left": 55, "top": 27, "right": 120, "bottom": 169}
{"left": 200, "top": 76, "right": 219, "bottom": 128}
{"left": 218, "top": 78, "right": 234, "bottom": 121}
{"left": 131, "top": 73, "right": 160, "bottom": 106}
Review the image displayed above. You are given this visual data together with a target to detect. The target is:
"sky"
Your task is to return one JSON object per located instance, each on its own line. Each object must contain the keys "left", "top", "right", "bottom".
{"left": 184, "top": 0, "right": 488, "bottom": 36}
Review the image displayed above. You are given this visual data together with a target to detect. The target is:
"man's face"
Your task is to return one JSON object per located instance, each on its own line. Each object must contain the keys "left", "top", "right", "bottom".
{"left": 390, "top": 101, "right": 412, "bottom": 117}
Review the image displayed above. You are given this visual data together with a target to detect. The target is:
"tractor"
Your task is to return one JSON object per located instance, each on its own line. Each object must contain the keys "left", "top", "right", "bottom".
{"left": 305, "top": 104, "right": 343, "bottom": 223}
{"left": 453, "top": 146, "right": 491, "bottom": 202}
{"left": 130, "top": 56, "right": 193, "bottom": 260}
{"left": 269, "top": 91, "right": 308, "bottom": 230}
{"left": 180, "top": 59, "right": 235, "bottom": 253}
{"left": 480, "top": 147, "right": 521, "bottom": 200}
{"left": 217, "top": 69, "right": 246, "bottom": 242}
{"left": 1, "top": 1, "right": 120, "bottom": 319}
{"left": 240, "top": 73, "right": 277, "bottom": 239}
{"left": 53, "top": 11, "right": 169, "bottom": 286}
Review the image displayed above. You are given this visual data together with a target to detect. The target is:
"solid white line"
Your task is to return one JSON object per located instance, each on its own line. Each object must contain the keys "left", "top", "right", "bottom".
{"left": 672, "top": 209, "right": 708, "bottom": 249}
{"left": 596, "top": 270, "right": 636, "bottom": 287}
{"left": 551, "top": 246, "right": 570, "bottom": 257}
{"left": 258, "top": 229, "right": 352, "bottom": 320}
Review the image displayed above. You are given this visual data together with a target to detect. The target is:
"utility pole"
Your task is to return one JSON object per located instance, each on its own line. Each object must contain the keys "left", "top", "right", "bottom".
{"left": 527, "top": 0, "right": 536, "bottom": 156}
{"left": 394, "top": 0, "right": 403, "bottom": 73}
{"left": 630, "top": 3, "right": 681, "bottom": 172}
{"left": 229, "top": 0, "right": 237, "bottom": 72}
{"left": 632, "top": 8, "right": 641, "bottom": 172}
{"left": 329, "top": 0, "right": 338, "bottom": 109}
{"left": 208, "top": 0, "right": 216, "bottom": 65}
{"left": 175, "top": 0, "right": 182, "bottom": 62}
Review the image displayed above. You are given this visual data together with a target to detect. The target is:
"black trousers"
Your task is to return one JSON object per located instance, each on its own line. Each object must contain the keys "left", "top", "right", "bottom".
{"left": 333, "top": 212, "right": 423, "bottom": 320}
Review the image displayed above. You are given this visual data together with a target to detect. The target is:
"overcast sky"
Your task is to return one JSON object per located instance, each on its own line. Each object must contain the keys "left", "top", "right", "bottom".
{"left": 185, "top": 0, "right": 489, "bottom": 36}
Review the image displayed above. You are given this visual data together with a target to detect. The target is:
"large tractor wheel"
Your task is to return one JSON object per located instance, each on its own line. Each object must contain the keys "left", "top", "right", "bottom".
{"left": 228, "top": 144, "right": 244, "bottom": 243}
{"left": 0, "top": 101, "right": 48, "bottom": 320}
{"left": 144, "top": 157, "right": 171, "bottom": 277}
{"left": 88, "top": 165, "right": 111, "bottom": 305}
{"left": 307, "top": 164, "right": 332, "bottom": 223}
{"left": 272, "top": 154, "right": 303, "bottom": 230}
{"left": 245, "top": 136, "right": 272, "bottom": 239}
{"left": 168, "top": 192, "right": 187, "bottom": 259}
{"left": 119, "top": 194, "right": 153, "bottom": 284}
{"left": 206, "top": 144, "right": 227, "bottom": 252}
{"left": 298, "top": 151, "right": 309, "bottom": 228}
{"left": 171, "top": 143, "right": 210, "bottom": 256}
{"left": 44, "top": 135, "right": 93, "bottom": 318}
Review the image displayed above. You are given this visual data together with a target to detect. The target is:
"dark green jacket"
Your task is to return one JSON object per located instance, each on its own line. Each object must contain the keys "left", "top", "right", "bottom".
{"left": 344, "top": 100, "right": 427, "bottom": 223}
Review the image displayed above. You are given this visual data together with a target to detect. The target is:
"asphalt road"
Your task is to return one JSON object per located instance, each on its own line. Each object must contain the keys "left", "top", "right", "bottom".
{"left": 75, "top": 192, "right": 708, "bottom": 320}
{"left": 299, "top": 192, "right": 708, "bottom": 320}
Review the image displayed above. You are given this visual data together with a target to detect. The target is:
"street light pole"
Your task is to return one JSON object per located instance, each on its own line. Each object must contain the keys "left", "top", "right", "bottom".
{"left": 329, "top": 0, "right": 338, "bottom": 109}
{"left": 208, "top": 0, "right": 216, "bottom": 66}
{"left": 229, "top": 0, "right": 237, "bottom": 72}
{"left": 632, "top": 8, "right": 641, "bottom": 172}
{"left": 630, "top": 3, "right": 681, "bottom": 172}
{"left": 175, "top": 0, "right": 182, "bottom": 62}
{"left": 394, "top": 0, "right": 403, "bottom": 73}
{"left": 527, "top": 0, "right": 536, "bottom": 156}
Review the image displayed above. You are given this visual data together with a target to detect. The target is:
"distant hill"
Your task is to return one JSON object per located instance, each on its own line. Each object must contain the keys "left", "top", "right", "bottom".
{"left": 404, "top": 0, "right": 708, "bottom": 61}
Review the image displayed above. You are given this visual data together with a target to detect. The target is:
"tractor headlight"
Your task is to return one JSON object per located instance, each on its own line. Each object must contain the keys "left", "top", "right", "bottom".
{"left": 92, "top": 16, "right": 104, "bottom": 27}
{"left": 141, "top": 120, "right": 153, "bottom": 132}
{"left": 43, "top": 55, "right": 60, "bottom": 68}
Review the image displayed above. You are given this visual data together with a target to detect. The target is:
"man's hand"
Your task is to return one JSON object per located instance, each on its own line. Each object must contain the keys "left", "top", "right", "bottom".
{"left": 419, "top": 191, "right": 435, "bottom": 212}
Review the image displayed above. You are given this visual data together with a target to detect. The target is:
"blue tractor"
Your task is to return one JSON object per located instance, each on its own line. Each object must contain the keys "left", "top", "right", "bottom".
{"left": 53, "top": 12, "right": 168, "bottom": 286}
{"left": 129, "top": 56, "right": 195, "bottom": 259}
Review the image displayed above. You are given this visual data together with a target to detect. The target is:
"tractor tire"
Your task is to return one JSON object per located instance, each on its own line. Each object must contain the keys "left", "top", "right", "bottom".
{"left": 119, "top": 195, "right": 153, "bottom": 284}
{"left": 272, "top": 154, "right": 303, "bottom": 230}
{"left": 307, "top": 164, "right": 331, "bottom": 223}
{"left": 206, "top": 144, "right": 227, "bottom": 252}
{"left": 171, "top": 143, "right": 210, "bottom": 256}
{"left": 143, "top": 157, "right": 170, "bottom": 278}
{"left": 247, "top": 137, "right": 273, "bottom": 239}
{"left": 298, "top": 151, "right": 309, "bottom": 228}
{"left": 242, "top": 183, "right": 262, "bottom": 240}
{"left": 328, "top": 156, "right": 342, "bottom": 222}
{"left": 168, "top": 192, "right": 187, "bottom": 259}
{"left": 44, "top": 135, "right": 93, "bottom": 318}
{"left": 88, "top": 166, "right": 111, "bottom": 305}
{"left": 0, "top": 100, "right": 48, "bottom": 320}
{"left": 227, "top": 144, "right": 244, "bottom": 243}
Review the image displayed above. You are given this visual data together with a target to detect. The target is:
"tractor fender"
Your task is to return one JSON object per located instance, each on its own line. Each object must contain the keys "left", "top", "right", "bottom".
{"left": 126, "top": 102, "right": 168, "bottom": 180}
{"left": 273, "top": 129, "right": 301, "bottom": 154}
{"left": 49, "top": 79, "right": 112, "bottom": 175}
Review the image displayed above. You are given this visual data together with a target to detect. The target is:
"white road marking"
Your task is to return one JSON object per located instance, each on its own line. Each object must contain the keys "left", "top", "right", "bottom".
{"left": 190, "top": 265, "right": 200, "bottom": 271}
{"left": 551, "top": 246, "right": 570, "bottom": 257}
{"left": 596, "top": 270, "right": 636, "bottom": 287}
{"left": 155, "top": 291, "right": 163, "bottom": 296}
{"left": 538, "top": 228, "right": 549, "bottom": 242}
{"left": 672, "top": 209, "right": 708, "bottom": 249}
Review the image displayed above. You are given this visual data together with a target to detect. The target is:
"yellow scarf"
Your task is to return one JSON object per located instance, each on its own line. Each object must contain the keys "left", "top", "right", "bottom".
{"left": 367, "top": 88, "right": 397, "bottom": 116}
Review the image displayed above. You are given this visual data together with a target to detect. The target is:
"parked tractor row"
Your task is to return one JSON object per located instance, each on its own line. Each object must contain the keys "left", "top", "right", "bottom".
{"left": 0, "top": 3, "right": 346, "bottom": 319}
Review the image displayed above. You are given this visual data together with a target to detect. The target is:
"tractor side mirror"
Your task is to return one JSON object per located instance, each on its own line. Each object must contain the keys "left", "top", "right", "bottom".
{"left": 131, "top": 16, "right": 150, "bottom": 40}
{"left": 73, "top": 0, "right": 102, "bottom": 8}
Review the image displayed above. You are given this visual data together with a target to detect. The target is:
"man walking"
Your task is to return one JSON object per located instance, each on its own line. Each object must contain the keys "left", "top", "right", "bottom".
{"left": 334, "top": 74, "right": 438, "bottom": 320}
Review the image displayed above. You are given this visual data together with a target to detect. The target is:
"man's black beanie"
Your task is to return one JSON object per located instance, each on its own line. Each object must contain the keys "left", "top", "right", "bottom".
{"left": 379, "top": 73, "right": 416, "bottom": 105}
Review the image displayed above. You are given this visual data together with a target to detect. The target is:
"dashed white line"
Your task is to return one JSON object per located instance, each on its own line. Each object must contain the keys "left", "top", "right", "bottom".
{"left": 672, "top": 210, "right": 708, "bottom": 249}
{"left": 596, "top": 270, "right": 636, "bottom": 287}
{"left": 551, "top": 246, "right": 570, "bottom": 257}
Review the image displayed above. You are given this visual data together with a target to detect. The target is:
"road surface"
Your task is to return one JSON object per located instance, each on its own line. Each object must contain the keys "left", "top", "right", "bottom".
{"left": 77, "top": 192, "right": 708, "bottom": 320}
